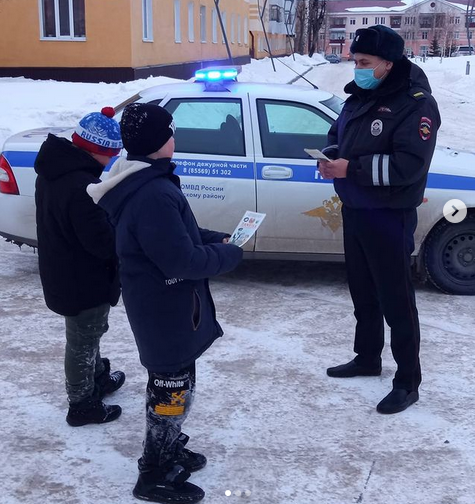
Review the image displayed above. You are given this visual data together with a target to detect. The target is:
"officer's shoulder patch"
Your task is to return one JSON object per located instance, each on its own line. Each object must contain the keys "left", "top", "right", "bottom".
{"left": 410, "top": 91, "right": 426, "bottom": 101}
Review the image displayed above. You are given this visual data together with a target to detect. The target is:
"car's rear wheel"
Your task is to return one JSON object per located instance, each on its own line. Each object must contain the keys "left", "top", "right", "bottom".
{"left": 424, "top": 212, "right": 475, "bottom": 295}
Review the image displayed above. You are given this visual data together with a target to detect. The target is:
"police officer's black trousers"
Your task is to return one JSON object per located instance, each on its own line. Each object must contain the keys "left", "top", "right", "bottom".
{"left": 139, "top": 363, "right": 196, "bottom": 474}
{"left": 342, "top": 206, "right": 422, "bottom": 391}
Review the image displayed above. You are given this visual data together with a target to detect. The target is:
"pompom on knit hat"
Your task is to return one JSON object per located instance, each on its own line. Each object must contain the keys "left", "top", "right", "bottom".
{"left": 72, "top": 107, "right": 123, "bottom": 157}
{"left": 120, "top": 103, "right": 175, "bottom": 156}
{"left": 350, "top": 25, "right": 404, "bottom": 62}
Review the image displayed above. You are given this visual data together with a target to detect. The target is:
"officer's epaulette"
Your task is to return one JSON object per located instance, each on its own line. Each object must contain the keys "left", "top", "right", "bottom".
{"left": 410, "top": 90, "right": 426, "bottom": 100}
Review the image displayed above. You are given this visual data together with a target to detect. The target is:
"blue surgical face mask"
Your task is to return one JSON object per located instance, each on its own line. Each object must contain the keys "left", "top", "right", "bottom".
{"left": 354, "top": 61, "right": 386, "bottom": 90}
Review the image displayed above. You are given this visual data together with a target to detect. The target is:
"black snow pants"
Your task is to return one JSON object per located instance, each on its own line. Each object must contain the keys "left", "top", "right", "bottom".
{"left": 342, "top": 205, "right": 422, "bottom": 392}
{"left": 139, "top": 363, "right": 196, "bottom": 474}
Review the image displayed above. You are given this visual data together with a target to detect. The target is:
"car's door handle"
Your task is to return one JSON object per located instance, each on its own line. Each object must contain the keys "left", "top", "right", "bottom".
{"left": 261, "top": 165, "right": 293, "bottom": 179}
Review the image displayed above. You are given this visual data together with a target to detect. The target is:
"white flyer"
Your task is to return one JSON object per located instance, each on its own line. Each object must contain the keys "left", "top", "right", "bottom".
{"left": 304, "top": 148, "right": 330, "bottom": 161}
{"left": 229, "top": 211, "right": 266, "bottom": 247}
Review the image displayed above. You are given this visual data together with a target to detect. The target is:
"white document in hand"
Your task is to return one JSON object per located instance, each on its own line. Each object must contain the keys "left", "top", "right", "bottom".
{"left": 304, "top": 148, "right": 330, "bottom": 161}
{"left": 229, "top": 211, "right": 266, "bottom": 248}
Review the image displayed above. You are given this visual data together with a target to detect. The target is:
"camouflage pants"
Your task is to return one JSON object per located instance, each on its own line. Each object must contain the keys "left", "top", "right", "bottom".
{"left": 139, "top": 363, "right": 196, "bottom": 473}
{"left": 64, "top": 304, "right": 110, "bottom": 404}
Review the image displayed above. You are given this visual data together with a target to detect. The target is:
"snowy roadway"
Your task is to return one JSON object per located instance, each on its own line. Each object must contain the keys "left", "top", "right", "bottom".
{"left": 1, "top": 238, "right": 474, "bottom": 504}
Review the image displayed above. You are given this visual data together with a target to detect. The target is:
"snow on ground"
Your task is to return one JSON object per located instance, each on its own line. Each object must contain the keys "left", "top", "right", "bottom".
{"left": 1, "top": 55, "right": 475, "bottom": 504}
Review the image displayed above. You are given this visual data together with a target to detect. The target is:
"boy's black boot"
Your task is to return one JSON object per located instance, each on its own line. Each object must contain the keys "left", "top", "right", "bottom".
{"left": 95, "top": 358, "right": 126, "bottom": 398}
{"left": 174, "top": 434, "right": 207, "bottom": 473}
{"left": 66, "top": 397, "right": 122, "bottom": 427}
{"left": 133, "top": 464, "right": 205, "bottom": 503}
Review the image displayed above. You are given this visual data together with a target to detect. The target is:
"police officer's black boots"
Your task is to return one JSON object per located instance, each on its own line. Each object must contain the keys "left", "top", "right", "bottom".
{"left": 95, "top": 357, "right": 126, "bottom": 398}
{"left": 376, "top": 389, "right": 419, "bottom": 414}
{"left": 133, "top": 464, "right": 205, "bottom": 503}
{"left": 66, "top": 397, "right": 122, "bottom": 427}
{"left": 327, "top": 359, "right": 382, "bottom": 378}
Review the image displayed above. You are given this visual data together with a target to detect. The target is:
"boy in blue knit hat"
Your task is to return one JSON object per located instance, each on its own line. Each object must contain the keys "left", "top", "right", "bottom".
{"left": 35, "top": 107, "right": 126, "bottom": 426}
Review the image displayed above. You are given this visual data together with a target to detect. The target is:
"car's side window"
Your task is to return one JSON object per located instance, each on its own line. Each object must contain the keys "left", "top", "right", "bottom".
{"left": 163, "top": 98, "right": 245, "bottom": 156}
{"left": 257, "top": 99, "right": 333, "bottom": 159}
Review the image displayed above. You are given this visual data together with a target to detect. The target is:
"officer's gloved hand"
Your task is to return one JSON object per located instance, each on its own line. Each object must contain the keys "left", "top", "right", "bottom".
{"left": 321, "top": 144, "right": 339, "bottom": 161}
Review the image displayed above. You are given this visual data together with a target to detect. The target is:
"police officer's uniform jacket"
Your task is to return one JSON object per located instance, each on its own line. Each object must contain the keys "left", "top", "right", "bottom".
{"left": 326, "top": 56, "right": 441, "bottom": 209}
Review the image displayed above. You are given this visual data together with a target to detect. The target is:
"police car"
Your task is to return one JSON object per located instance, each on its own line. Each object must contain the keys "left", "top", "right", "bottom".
{"left": 1, "top": 67, "right": 474, "bottom": 295}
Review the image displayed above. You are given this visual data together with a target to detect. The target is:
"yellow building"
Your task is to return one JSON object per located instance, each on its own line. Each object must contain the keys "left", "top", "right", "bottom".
{"left": 0, "top": 0, "right": 251, "bottom": 82}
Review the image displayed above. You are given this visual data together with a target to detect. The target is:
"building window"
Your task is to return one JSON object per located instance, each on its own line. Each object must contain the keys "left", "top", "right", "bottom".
{"left": 244, "top": 17, "right": 248, "bottom": 45}
{"left": 455, "top": 17, "right": 460, "bottom": 24}
{"left": 212, "top": 8, "right": 218, "bottom": 43}
{"left": 40, "top": 0, "right": 86, "bottom": 39}
{"left": 375, "top": 17, "right": 380, "bottom": 24}
{"left": 349, "top": 32, "right": 355, "bottom": 39}
{"left": 231, "top": 13, "right": 235, "bottom": 43}
{"left": 174, "top": 1, "right": 181, "bottom": 43}
{"left": 454, "top": 31, "right": 460, "bottom": 39}
{"left": 200, "top": 5, "right": 206, "bottom": 42}
{"left": 421, "top": 31, "right": 428, "bottom": 39}
{"left": 350, "top": 18, "right": 356, "bottom": 25}
{"left": 270, "top": 5, "right": 281, "bottom": 22}
{"left": 362, "top": 17, "right": 368, "bottom": 25}
{"left": 221, "top": 11, "right": 227, "bottom": 43}
{"left": 142, "top": 0, "right": 153, "bottom": 41}
{"left": 188, "top": 3, "right": 194, "bottom": 42}
{"left": 381, "top": 17, "right": 385, "bottom": 24}
{"left": 237, "top": 15, "right": 242, "bottom": 44}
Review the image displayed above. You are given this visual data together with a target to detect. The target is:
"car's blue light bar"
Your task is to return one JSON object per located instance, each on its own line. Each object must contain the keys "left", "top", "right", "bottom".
{"left": 195, "top": 67, "right": 239, "bottom": 82}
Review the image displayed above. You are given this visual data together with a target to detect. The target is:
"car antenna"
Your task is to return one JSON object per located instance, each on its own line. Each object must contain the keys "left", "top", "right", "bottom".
{"left": 264, "top": 49, "right": 319, "bottom": 89}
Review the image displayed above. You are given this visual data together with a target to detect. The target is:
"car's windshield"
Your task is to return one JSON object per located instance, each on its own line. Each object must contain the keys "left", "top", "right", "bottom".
{"left": 321, "top": 95, "right": 344, "bottom": 115}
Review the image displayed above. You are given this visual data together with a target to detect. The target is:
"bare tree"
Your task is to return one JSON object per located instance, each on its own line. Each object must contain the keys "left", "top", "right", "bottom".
{"left": 466, "top": 0, "right": 475, "bottom": 54}
{"left": 307, "top": 0, "right": 327, "bottom": 57}
{"left": 294, "top": 0, "right": 308, "bottom": 54}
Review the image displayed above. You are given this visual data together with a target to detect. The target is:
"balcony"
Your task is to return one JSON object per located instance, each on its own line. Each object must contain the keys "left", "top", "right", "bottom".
{"left": 330, "top": 23, "right": 346, "bottom": 29}
{"left": 390, "top": 17, "right": 401, "bottom": 29}
{"left": 329, "top": 37, "right": 346, "bottom": 44}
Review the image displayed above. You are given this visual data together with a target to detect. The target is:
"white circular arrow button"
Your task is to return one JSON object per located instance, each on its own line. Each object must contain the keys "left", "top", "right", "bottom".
{"left": 443, "top": 199, "right": 467, "bottom": 224}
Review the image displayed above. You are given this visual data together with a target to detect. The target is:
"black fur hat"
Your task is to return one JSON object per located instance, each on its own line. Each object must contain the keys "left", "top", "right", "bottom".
{"left": 350, "top": 25, "right": 404, "bottom": 61}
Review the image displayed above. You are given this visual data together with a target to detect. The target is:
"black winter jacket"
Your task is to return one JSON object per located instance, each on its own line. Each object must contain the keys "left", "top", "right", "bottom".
{"left": 326, "top": 57, "right": 441, "bottom": 209}
{"left": 34, "top": 134, "right": 120, "bottom": 316}
{"left": 87, "top": 156, "right": 243, "bottom": 373}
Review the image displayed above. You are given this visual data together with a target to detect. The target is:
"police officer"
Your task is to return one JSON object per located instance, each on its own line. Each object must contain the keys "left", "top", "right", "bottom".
{"left": 320, "top": 25, "right": 441, "bottom": 414}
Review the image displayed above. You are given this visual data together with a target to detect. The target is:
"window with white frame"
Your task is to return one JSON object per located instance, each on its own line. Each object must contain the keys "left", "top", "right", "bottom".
{"left": 375, "top": 17, "right": 380, "bottom": 24}
{"left": 381, "top": 17, "right": 385, "bottom": 24}
{"left": 142, "top": 0, "right": 153, "bottom": 41}
{"left": 231, "top": 13, "right": 235, "bottom": 43}
{"left": 362, "top": 17, "right": 368, "bottom": 25}
{"left": 454, "top": 31, "right": 460, "bottom": 39}
{"left": 188, "top": 2, "right": 194, "bottom": 42}
{"left": 421, "top": 31, "right": 428, "bottom": 39}
{"left": 350, "top": 18, "right": 356, "bottom": 25}
{"left": 237, "top": 15, "right": 242, "bottom": 44}
{"left": 244, "top": 17, "right": 248, "bottom": 45}
{"left": 221, "top": 11, "right": 227, "bottom": 43}
{"left": 455, "top": 17, "right": 460, "bottom": 24}
{"left": 200, "top": 5, "right": 206, "bottom": 42}
{"left": 40, "top": 0, "right": 86, "bottom": 39}
{"left": 212, "top": 8, "right": 218, "bottom": 43}
{"left": 174, "top": 1, "right": 181, "bottom": 43}
{"left": 349, "top": 32, "right": 355, "bottom": 39}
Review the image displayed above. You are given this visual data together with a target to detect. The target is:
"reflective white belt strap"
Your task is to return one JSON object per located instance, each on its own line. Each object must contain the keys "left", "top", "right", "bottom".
{"left": 382, "top": 154, "right": 390, "bottom": 186}
{"left": 372, "top": 154, "right": 380, "bottom": 186}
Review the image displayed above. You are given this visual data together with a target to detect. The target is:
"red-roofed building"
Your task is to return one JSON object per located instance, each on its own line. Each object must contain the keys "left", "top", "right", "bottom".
{"left": 323, "top": 0, "right": 474, "bottom": 58}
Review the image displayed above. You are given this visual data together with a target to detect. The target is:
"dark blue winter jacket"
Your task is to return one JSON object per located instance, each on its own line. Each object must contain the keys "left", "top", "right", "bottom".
{"left": 87, "top": 156, "right": 243, "bottom": 372}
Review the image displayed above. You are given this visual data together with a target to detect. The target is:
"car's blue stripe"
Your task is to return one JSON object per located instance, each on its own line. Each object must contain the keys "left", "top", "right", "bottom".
{"left": 3, "top": 151, "right": 475, "bottom": 190}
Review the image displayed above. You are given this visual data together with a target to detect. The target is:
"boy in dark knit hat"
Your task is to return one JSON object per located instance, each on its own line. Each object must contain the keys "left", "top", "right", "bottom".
{"left": 35, "top": 107, "right": 126, "bottom": 427}
{"left": 320, "top": 26, "right": 441, "bottom": 414}
{"left": 87, "top": 103, "right": 243, "bottom": 503}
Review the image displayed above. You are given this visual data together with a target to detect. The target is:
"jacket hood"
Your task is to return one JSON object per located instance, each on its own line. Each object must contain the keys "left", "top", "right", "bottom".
{"left": 34, "top": 133, "right": 104, "bottom": 180}
{"left": 344, "top": 56, "right": 432, "bottom": 98}
{"left": 87, "top": 156, "right": 174, "bottom": 225}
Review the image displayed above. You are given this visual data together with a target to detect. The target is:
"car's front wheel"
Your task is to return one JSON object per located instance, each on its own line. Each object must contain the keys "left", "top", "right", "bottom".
{"left": 424, "top": 213, "right": 475, "bottom": 295}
